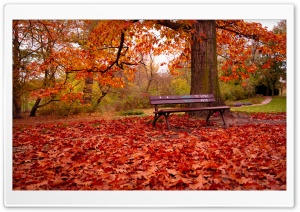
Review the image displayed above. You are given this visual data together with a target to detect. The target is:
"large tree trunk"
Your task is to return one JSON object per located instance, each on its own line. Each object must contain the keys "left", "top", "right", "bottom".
{"left": 156, "top": 20, "right": 224, "bottom": 105}
{"left": 190, "top": 20, "right": 224, "bottom": 115}
{"left": 13, "top": 22, "right": 22, "bottom": 119}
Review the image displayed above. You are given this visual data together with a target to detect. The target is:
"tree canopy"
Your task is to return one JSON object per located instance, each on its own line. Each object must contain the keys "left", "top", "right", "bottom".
{"left": 12, "top": 19, "right": 286, "bottom": 117}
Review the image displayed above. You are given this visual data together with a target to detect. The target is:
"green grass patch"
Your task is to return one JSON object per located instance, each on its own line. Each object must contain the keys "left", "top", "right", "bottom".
{"left": 226, "top": 96, "right": 264, "bottom": 106}
{"left": 239, "top": 97, "right": 265, "bottom": 104}
{"left": 119, "top": 110, "right": 145, "bottom": 116}
{"left": 230, "top": 96, "right": 286, "bottom": 113}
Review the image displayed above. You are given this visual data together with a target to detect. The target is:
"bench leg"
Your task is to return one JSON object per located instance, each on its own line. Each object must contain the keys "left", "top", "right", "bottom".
{"left": 153, "top": 113, "right": 163, "bottom": 127}
{"left": 153, "top": 112, "right": 171, "bottom": 130}
{"left": 164, "top": 113, "right": 171, "bottom": 130}
{"left": 206, "top": 110, "right": 227, "bottom": 126}
{"left": 219, "top": 110, "right": 227, "bottom": 126}
{"left": 206, "top": 110, "right": 215, "bottom": 124}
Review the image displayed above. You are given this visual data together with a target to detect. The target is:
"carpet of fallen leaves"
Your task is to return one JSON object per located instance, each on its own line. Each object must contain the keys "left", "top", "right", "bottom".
{"left": 13, "top": 113, "right": 286, "bottom": 190}
{"left": 250, "top": 112, "right": 286, "bottom": 121}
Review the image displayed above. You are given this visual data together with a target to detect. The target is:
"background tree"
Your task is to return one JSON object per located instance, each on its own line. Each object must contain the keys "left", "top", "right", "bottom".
{"left": 12, "top": 21, "right": 23, "bottom": 118}
{"left": 136, "top": 54, "right": 160, "bottom": 94}
{"left": 253, "top": 20, "right": 286, "bottom": 96}
{"left": 25, "top": 20, "right": 82, "bottom": 116}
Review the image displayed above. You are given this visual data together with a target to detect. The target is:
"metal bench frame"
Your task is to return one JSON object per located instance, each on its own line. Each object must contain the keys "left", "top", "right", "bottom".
{"left": 149, "top": 94, "right": 230, "bottom": 130}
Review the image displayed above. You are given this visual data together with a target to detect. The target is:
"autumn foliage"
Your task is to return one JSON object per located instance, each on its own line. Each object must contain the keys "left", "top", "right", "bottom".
{"left": 13, "top": 113, "right": 286, "bottom": 190}
{"left": 12, "top": 19, "right": 287, "bottom": 190}
{"left": 13, "top": 19, "right": 286, "bottom": 116}
{"left": 216, "top": 20, "right": 286, "bottom": 82}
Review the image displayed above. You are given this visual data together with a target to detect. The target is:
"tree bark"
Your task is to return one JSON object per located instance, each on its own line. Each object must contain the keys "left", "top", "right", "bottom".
{"left": 82, "top": 75, "right": 93, "bottom": 104}
{"left": 13, "top": 71, "right": 22, "bottom": 118}
{"left": 189, "top": 21, "right": 224, "bottom": 115}
{"left": 30, "top": 97, "right": 42, "bottom": 116}
{"left": 13, "top": 22, "right": 22, "bottom": 118}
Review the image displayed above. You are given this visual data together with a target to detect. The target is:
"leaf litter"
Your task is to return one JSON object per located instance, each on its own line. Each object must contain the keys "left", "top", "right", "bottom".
{"left": 13, "top": 113, "right": 286, "bottom": 190}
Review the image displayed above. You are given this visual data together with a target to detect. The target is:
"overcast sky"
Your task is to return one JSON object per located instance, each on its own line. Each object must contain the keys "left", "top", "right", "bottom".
{"left": 247, "top": 19, "right": 282, "bottom": 30}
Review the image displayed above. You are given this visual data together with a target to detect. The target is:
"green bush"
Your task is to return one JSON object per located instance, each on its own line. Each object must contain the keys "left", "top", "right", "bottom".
{"left": 38, "top": 101, "right": 88, "bottom": 117}
{"left": 114, "top": 91, "right": 150, "bottom": 111}
{"left": 170, "top": 78, "right": 190, "bottom": 95}
{"left": 220, "top": 80, "right": 255, "bottom": 101}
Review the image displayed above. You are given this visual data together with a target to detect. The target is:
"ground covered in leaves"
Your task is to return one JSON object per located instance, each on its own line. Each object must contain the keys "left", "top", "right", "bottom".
{"left": 13, "top": 113, "right": 286, "bottom": 190}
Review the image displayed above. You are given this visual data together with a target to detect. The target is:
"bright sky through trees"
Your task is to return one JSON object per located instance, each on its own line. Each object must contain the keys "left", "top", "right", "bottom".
{"left": 247, "top": 19, "right": 282, "bottom": 30}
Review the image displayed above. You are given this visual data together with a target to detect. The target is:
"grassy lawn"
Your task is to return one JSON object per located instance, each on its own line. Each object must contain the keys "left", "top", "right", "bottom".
{"left": 225, "top": 96, "right": 265, "bottom": 106}
{"left": 230, "top": 96, "right": 286, "bottom": 113}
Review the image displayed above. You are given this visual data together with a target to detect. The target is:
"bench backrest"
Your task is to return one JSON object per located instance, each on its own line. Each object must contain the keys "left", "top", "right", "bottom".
{"left": 149, "top": 94, "right": 215, "bottom": 105}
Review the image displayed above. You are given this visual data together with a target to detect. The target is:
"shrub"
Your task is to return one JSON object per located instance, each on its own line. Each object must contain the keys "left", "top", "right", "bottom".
{"left": 38, "top": 101, "right": 89, "bottom": 117}
{"left": 115, "top": 95, "right": 149, "bottom": 111}
{"left": 220, "top": 80, "right": 255, "bottom": 101}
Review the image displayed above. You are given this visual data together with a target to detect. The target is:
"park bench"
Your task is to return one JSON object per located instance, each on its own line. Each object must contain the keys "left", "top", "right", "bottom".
{"left": 149, "top": 94, "right": 230, "bottom": 130}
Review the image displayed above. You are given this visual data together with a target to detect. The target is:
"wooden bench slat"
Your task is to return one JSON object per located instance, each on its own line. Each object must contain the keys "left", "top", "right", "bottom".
{"left": 149, "top": 94, "right": 214, "bottom": 101}
{"left": 150, "top": 98, "right": 215, "bottom": 105}
{"left": 156, "top": 106, "right": 230, "bottom": 114}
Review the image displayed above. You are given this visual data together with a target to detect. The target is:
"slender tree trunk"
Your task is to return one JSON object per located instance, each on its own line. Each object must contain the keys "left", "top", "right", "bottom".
{"left": 189, "top": 20, "right": 224, "bottom": 115}
{"left": 271, "top": 85, "right": 275, "bottom": 97}
{"left": 13, "top": 22, "right": 22, "bottom": 119}
{"left": 145, "top": 78, "right": 153, "bottom": 93}
{"left": 90, "top": 91, "right": 108, "bottom": 113}
{"left": 29, "top": 70, "right": 49, "bottom": 116}
{"left": 272, "top": 80, "right": 276, "bottom": 97}
{"left": 83, "top": 75, "right": 93, "bottom": 104}
{"left": 13, "top": 72, "right": 22, "bottom": 118}
{"left": 30, "top": 97, "right": 42, "bottom": 116}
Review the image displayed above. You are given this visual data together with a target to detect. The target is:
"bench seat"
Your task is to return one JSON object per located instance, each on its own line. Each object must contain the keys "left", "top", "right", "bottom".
{"left": 149, "top": 94, "right": 230, "bottom": 130}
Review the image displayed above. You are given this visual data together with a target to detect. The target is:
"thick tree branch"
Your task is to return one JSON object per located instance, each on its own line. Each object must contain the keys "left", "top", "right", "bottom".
{"left": 115, "top": 32, "right": 125, "bottom": 68}
{"left": 37, "top": 99, "right": 60, "bottom": 108}
{"left": 66, "top": 30, "right": 138, "bottom": 74}
{"left": 156, "top": 20, "right": 191, "bottom": 31}
{"left": 158, "top": 20, "right": 263, "bottom": 43}
{"left": 216, "top": 24, "right": 259, "bottom": 41}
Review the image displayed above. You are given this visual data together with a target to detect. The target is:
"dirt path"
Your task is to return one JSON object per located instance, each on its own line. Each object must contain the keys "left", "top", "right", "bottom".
{"left": 256, "top": 96, "right": 272, "bottom": 105}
